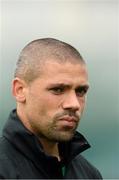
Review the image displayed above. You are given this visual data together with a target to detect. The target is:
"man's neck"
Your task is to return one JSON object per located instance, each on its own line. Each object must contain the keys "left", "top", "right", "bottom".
{"left": 39, "top": 138, "right": 61, "bottom": 161}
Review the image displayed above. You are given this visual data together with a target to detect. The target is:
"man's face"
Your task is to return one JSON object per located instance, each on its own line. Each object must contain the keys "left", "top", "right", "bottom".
{"left": 24, "top": 61, "right": 89, "bottom": 142}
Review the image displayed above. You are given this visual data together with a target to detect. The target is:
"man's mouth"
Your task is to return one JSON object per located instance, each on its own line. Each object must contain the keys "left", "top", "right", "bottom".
{"left": 59, "top": 116, "right": 78, "bottom": 122}
{"left": 58, "top": 116, "right": 79, "bottom": 128}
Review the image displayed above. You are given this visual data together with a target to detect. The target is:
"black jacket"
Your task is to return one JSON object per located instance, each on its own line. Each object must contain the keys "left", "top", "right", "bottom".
{"left": 0, "top": 109, "right": 102, "bottom": 179}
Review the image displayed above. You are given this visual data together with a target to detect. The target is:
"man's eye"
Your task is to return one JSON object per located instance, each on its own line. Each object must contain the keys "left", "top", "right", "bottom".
{"left": 76, "top": 88, "right": 87, "bottom": 97}
{"left": 50, "top": 87, "right": 64, "bottom": 94}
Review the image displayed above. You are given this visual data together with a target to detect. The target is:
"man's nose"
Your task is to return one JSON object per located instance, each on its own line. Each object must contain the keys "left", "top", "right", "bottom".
{"left": 62, "top": 92, "right": 80, "bottom": 111}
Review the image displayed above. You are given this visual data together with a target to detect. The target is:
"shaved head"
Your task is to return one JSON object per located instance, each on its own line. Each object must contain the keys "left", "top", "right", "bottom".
{"left": 14, "top": 38, "right": 85, "bottom": 83}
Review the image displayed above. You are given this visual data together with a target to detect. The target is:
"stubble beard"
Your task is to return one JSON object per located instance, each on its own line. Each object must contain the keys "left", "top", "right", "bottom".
{"left": 37, "top": 123, "right": 78, "bottom": 143}
{"left": 36, "top": 113, "right": 80, "bottom": 142}
{"left": 29, "top": 109, "right": 81, "bottom": 143}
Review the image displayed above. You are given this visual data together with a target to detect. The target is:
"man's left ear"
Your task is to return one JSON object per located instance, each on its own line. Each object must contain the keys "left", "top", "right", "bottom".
{"left": 12, "top": 77, "right": 27, "bottom": 103}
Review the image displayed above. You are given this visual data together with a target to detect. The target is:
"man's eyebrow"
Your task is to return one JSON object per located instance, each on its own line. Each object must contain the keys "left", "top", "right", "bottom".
{"left": 46, "top": 83, "right": 71, "bottom": 88}
{"left": 47, "top": 83, "right": 89, "bottom": 89}
{"left": 76, "top": 84, "right": 89, "bottom": 89}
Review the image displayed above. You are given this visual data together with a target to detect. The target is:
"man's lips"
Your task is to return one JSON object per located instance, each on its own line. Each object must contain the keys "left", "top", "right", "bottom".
{"left": 58, "top": 116, "right": 79, "bottom": 123}
{"left": 57, "top": 116, "right": 78, "bottom": 128}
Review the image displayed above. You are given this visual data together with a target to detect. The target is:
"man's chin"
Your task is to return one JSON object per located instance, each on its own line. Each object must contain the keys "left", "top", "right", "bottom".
{"left": 36, "top": 128, "right": 76, "bottom": 143}
{"left": 51, "top": 131, "right": 75, "bottom": 142}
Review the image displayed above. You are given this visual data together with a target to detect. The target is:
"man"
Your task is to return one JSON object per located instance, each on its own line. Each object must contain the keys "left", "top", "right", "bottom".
{"left": 0, "top": 38, "right": 102, "bottom": 179}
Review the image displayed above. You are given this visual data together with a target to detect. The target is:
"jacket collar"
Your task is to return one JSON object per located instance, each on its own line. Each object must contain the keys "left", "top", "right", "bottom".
{"left": 3, "top": 109, "right": 90, "bottom": 166}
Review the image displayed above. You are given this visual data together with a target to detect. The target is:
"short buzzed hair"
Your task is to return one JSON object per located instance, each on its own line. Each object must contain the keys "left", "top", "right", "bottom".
{"left": 14, "top": 38, "right": 85, "bottom": 83}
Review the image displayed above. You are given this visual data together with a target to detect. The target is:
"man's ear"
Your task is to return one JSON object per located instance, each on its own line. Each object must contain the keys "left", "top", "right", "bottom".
{"left": 12, "top": 77, "right": 27, "bottom": 103}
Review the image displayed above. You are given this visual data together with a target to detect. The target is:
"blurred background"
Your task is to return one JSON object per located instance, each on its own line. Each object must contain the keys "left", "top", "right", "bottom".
{"left": 0, "top": 0, "right": 119, "bottom": 178}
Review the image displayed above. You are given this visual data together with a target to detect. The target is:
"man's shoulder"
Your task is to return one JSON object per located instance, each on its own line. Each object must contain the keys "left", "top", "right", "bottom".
{"left": 0, "top": 136, "right": 9, "bottom": 156}
{"left": 65, "top": 154, "right": 102, "bottom": 179}
{"left": 0, "top": 136, "right": 19, "bottom": 178}
{"left": 74, "top": 154, "right": 102, "bottom": 178}
{"left": 0, "top": 136, "right": 13, "bottom": 154}
{"left": 0, "top": 136, "right": 17, "bottom": 164}
{"left": 0, "top": 137, "right": 10, "bottom": 163}
{"left": 0, "top": 135, "right": 22, "bottom": 160}
{"left": 77, "top": 154, "right": 99, "bottom": 170}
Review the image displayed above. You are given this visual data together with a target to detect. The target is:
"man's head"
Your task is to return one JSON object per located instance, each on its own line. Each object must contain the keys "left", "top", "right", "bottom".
{"left": 12, "top": 38, "right": 89, "bottom": 142}
{"left": 14, "top": 38, "right": 85, "bottom": 83}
